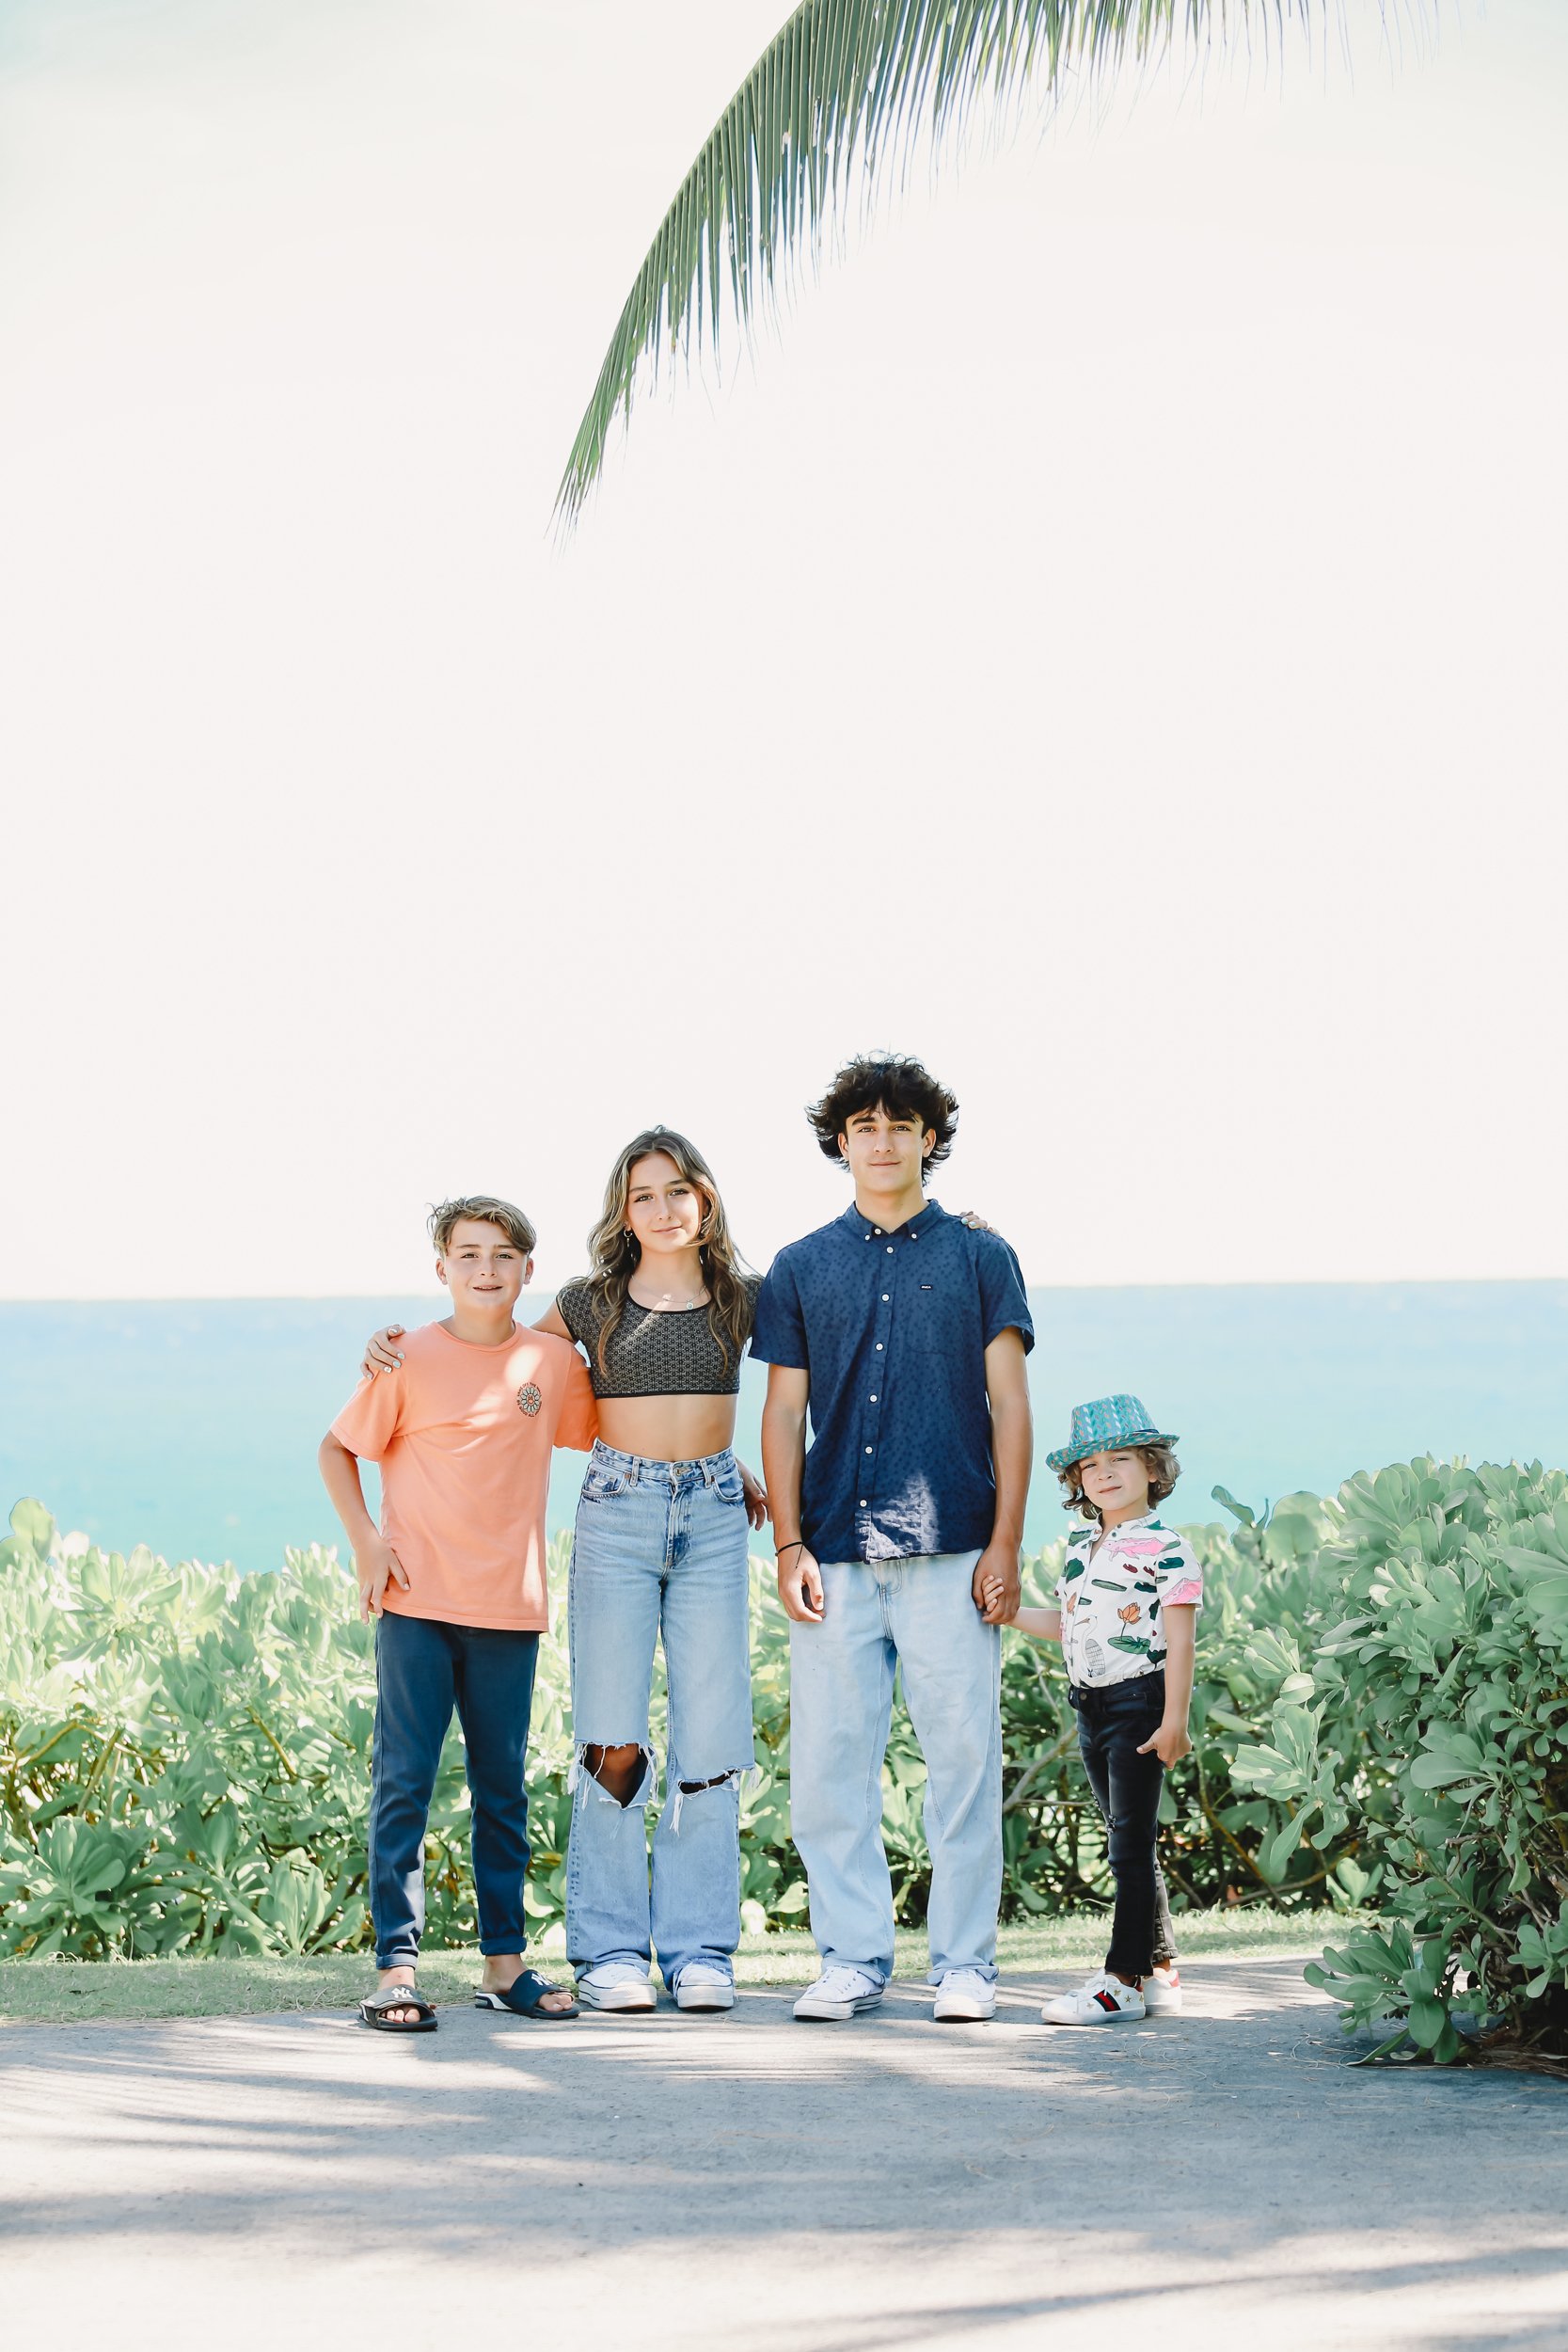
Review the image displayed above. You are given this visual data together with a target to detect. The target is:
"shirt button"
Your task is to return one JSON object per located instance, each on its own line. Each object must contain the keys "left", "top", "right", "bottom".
{"left": 869, "top": 1393, "right": 878, "bottom": 1402}
{"left": 859, "top": 1499, "right": 867, "bottom": 1508}
{"left": 881, "top": 1294, "right": 889, "bottom": 1302}
{"left": 886, "top": 1245, "right": 894, "bottom": 1253}
{"left": 876, "top": 1343, "right": 883, "bottom": 1350}
{"left": 864, "top": 1446, "right": 873, "bottom": 1455}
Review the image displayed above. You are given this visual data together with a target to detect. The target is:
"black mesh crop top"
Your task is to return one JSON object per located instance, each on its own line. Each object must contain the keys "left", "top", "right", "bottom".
{"left": 555, "top": 1275, "right": 761, "bottom": 1399}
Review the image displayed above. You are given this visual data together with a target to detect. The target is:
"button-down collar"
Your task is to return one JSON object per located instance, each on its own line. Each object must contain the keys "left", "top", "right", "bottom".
{"left": 845, "top": 1200, "right": 938, "bottom": 1247}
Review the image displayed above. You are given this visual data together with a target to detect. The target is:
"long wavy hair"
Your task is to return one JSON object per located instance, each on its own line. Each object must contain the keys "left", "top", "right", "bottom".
{"left": 581, "top": 1127, "right": 753, "bottom": 1378}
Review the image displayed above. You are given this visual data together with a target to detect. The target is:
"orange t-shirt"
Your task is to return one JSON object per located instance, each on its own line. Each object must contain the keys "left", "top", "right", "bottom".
{"left": 330, "top": 1320, "right": 597, "bottom": 1631}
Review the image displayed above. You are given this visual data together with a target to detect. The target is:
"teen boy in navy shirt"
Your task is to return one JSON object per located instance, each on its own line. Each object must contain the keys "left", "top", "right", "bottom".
{"left": 755, "top": 1054, "right": 1034, "bottom": 2024}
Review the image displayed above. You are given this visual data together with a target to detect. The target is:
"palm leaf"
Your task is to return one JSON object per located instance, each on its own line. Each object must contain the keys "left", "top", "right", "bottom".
{"left": 556, "top": 0, "right": 1327, "bottom": 523}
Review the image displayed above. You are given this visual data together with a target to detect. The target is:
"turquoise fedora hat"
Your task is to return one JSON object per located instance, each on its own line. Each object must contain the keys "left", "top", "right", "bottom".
{"left": 1046, "top": 1393, "right": 1180, "bottom": 1473}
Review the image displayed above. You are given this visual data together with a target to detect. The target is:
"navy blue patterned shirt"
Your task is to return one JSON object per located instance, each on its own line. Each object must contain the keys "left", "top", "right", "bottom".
{"left": 752, "top": 1198, "right": 1034, "bottom": 1565}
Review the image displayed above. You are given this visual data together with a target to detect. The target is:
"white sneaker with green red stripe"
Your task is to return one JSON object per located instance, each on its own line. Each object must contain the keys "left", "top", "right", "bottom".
{"left": 1041, "top": 1969, "right": 1147, "bottom": 2025}
{"left": 1143, "top": 1964, "right": 1183, "bottom": 2014}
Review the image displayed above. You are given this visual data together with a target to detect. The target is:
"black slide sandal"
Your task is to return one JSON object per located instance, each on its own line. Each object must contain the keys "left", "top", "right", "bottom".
{"left": 359, "top": 1986, "right": 437, "bottom": 2032}
{"left": 474, "top": 1968, "right": 580, "bottom": 2021}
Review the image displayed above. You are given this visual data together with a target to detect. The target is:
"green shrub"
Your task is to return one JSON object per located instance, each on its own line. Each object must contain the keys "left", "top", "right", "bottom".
{"left": 0, "top": 1502, "right": 382, "bottom": 1958}
{"left": 7, "top": 1468, "right": 1562, "bottom": 2059}
{"left": 1295, "top": 1459, "right": 1568, "bottom": 2062}
{"left": 0, "top": 1501, "right": 800, "bottom": 1959}
{"left": 0, "top": 1489, "right": 1371, "bottom": 1959}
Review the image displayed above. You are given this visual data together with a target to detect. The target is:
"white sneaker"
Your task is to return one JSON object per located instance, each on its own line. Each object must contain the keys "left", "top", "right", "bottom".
{"left": 793, "top": 1965, "right": 885, "bottom": 2022}
{"left": 1041, "top": 1969, "right": 1147, "bottom": 2026}
{"left": 932, "top": 1967, "right": 997, "bottom": 2023}
{"left": 1143, "top": 1964, "right": 1183, "bottom": 2015}
{"left": 577, "top": 1963, "right": 657, "bottom": 2012}
{"left": 673, "top": 1963, "right": 736, "bottom": 2012}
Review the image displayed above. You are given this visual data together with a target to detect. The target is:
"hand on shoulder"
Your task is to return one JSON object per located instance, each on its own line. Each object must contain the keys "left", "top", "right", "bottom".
{"left": 362, "top": 1323, "right": 406, "bottom": 1378}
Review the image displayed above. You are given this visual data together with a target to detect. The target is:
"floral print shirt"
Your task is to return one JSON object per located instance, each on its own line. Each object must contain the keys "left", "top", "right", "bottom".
{"left": 1055, "top": 1511, "right": 1204, "bottom": 1689}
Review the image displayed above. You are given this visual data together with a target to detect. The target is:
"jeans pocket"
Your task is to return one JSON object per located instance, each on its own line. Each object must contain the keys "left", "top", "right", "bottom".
{"left": 579, "top": 1470, "right": 629, "bottom": 1506}
{"left": 712, "top": 1466, "right": 746, "bottom": 1508}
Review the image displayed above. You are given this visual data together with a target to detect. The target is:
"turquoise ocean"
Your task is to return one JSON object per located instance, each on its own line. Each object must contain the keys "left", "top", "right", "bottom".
{"left": 4, "top": 1284, "right": 1566, "bottom": 1574}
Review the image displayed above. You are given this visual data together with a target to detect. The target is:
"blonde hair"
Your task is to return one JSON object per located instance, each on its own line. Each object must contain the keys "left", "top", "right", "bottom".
{"left": 582, "top": 1129, "right": 752, "bottom": 1377}
{"left": 429, "top": 1196, "right": 537, "bottom": 1257}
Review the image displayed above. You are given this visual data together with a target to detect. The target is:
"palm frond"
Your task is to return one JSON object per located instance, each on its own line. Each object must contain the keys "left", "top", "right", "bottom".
{"left": 555, "top": 0, "right": 1328, "bottom": 525}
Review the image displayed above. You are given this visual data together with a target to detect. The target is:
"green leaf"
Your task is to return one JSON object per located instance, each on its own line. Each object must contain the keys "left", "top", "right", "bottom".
{"left": 1212, "top": 1486, "right": 1258, "bottom": 1530}
{"left": 1349, "top": 2027, "right": 1417, "bottom": 2067}
{"left": 554, "top": 1, "right": 1339, "bottom": 521}
{"left": 1257, "top": 1809, "right": 1313, "bottom": 1884}
{"left": 8, "top": 1497, "right": 55, "bottom": 1553}
{"left": 1405, "top": 1994, "right": 1449, "bottom": 2050}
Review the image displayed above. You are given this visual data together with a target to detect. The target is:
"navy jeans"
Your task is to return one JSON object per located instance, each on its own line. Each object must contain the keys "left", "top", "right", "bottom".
{"left": 370, "top": 1610, "right": 540, "bottom": 1968}
{"left": 1073, "top": 1671, "right": 1177, "bottom": 1980}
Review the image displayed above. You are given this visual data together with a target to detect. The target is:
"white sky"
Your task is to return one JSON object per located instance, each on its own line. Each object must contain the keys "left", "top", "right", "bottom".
{"left": 3, "top": 0, "right": 1565, "bottom": 1299}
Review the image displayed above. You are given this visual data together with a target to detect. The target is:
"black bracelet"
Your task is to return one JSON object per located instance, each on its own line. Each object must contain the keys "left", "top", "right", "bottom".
{"left": 776, "top": 1539, "right": 808, "bottom": 1559}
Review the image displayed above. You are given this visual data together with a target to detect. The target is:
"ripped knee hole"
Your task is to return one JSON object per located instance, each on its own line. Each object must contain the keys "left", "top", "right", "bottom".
{"left": 583, "top": 1742, "right": 646, "bottom": 1805}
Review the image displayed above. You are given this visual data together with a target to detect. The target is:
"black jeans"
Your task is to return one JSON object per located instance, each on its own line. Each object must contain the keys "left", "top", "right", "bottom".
{"left": 1073, "top": 1671, "right": 1177, "bottom": 1980}
{"left": 371, "top": 1611, "right": 540, "bottom": 1968}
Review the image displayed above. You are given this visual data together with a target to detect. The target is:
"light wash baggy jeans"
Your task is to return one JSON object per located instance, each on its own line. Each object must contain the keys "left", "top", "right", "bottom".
{"left": 788, "top": 1551, "right": 1002, "bottom": 1985}
{"left": 565, "top": 1441, "right": 755, "bottom": 1988}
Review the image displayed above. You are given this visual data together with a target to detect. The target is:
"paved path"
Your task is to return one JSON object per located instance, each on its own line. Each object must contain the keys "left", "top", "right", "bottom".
{"left": 4, "top": 1956, "right": 1565, "bottom": 2351}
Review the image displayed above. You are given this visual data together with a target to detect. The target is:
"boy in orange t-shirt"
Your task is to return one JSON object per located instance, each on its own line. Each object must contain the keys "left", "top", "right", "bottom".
{"left": 320, "top": 1195, "right": 596, "bottom": 2032}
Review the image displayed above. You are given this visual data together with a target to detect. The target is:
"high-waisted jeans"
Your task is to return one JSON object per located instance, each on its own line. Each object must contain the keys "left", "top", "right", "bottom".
{"left": 565, "top": 1442, "right": 755, "bottom": 1988}
{"left": 1072, "top": 1670, "right": 1179, "bottom": 1979}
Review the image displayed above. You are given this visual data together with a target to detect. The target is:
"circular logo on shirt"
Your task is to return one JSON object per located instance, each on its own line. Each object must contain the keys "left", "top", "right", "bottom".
{"left": 516, "top": 1383, "right": 542, "bottom": 1417}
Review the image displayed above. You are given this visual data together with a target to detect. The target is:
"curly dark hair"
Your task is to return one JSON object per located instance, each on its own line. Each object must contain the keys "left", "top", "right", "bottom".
{"left": 1059, "top": 1442, "right": 1181, "bottom": 1524}
{"left": 806, "top": 1053, "right": 959, "bottom": 1170}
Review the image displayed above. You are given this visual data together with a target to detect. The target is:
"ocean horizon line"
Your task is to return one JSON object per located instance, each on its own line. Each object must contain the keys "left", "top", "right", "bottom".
{"left": 8, "top": 1275, "right": 1568, "bottom": 1306}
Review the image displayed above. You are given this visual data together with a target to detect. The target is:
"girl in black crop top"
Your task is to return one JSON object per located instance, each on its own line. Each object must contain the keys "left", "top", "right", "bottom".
{"left": 359, "top": 1124, "right": 766, "bottom": 2007}
{"left": 533, "top": 1127, "right": 764, "bottom": 2008}
{"left": 553, "top": 1269, "right": 762, "bottom": 1399}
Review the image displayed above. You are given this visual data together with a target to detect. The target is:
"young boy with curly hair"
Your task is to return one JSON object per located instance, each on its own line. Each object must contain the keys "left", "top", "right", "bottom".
{"left": 1002, "top": 1394, "right": 1202, "bottom": 2024}
{"left": 755, "top": 1051, "right": 1035, "bottom": 2025}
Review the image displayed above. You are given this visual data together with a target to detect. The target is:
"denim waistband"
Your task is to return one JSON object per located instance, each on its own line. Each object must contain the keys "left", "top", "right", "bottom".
{"left": 588, "top": 1438, "right": 737, "bottom": 1489}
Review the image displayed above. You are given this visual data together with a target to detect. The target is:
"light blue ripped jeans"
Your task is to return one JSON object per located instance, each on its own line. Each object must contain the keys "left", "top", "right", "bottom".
{"left": 565, "top": 1442, "right": 755, "bottom": 1989}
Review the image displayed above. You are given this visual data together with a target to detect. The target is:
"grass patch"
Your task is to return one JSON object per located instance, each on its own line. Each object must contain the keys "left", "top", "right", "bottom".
{"left": 0, "top": 1910, "right": 1337, "bottom": 2027}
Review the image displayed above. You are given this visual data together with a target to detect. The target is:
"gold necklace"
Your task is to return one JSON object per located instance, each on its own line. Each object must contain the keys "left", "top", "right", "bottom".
{"left": 631, "top": 1282, "right": 705, "bottom": 1311}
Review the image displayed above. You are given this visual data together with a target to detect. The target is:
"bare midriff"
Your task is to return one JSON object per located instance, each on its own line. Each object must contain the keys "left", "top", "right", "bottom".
{"left": 592, "top": 1392, "right": 739, "bottom": 1465}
